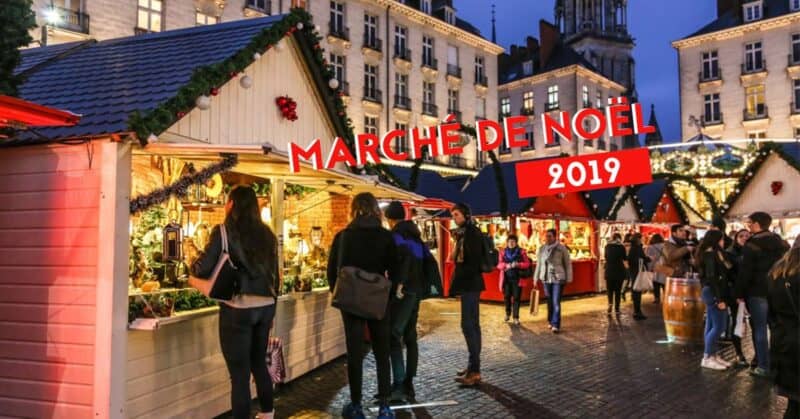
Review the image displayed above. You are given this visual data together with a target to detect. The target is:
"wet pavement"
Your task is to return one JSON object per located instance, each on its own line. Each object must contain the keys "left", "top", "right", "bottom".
{"left": 223, "top": 294, "right": 788, "bottom": 418}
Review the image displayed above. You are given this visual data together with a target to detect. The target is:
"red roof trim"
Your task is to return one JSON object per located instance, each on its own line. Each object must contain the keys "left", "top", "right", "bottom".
{"left": 0, "top": 95, "right": 80, "bottom": 128}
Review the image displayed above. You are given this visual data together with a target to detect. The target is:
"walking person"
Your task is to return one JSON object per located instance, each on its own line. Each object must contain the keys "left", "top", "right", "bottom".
{"left": 646, "top": 234, "right": 666, "bottom": 304}
{"left": 768, "top": 247, "right": 800, "bottom": 419}
{"left": 628, "top": 233, "right": 650, "bottom": 320}
{"left": 384, "top": 201, "right": 424, "bottom": 402}
{"left": 189, "top": 186, "right": 280, "bottom": 419}
{"left": 497, "top": 234, "right": 531, "bottom": 325}
{"left": 534, "top": 229, "right": 573, "bottom": 333}
{"left": 327, "top": 193, "right": 398, "bottom": 419}
{"left": 664, "top": 224, "right": 694, "bottom": 278}
{"left": 695, "top": 230, "right": 733, "bottom": 371}
{"left": 450, "top": 203, "right": 484, "bottom": 386}
{"left": 725, "top": 229, "right": 751, "bottom": 366}
{"left": 604, "top": 233, "right": 627, "bottom": 315}
{"left": 736, "top": 211, "right": 790, "bottom": 378}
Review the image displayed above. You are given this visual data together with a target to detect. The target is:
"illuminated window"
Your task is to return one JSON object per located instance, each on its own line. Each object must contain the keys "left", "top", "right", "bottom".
{"left": 744, "top": 85, "right": 766, "bottom": 119}
{"left": 582, "top": 86, "right": 590, "bottom": 108}
{"left": 196, "top": 11, "right": 218, "bottom": 26}
{"left": 522, "top": 91, "right": 534, "bottom": 113}
{"left": 364, "top": 116, "right": 378, "bottom": 135}
{"left": 546, "top": 85, "right": 559, "bottom": 111}
{"left": 137, "top": 0, "right": 163, "bottom": 32}
{"left": 500, "top": 97, "right": 511, "bottom": 116}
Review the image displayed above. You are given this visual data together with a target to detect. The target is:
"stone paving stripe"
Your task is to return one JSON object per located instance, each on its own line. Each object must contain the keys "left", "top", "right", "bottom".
{"left": 367, "top": 400, "right": 459, "bottom": 412}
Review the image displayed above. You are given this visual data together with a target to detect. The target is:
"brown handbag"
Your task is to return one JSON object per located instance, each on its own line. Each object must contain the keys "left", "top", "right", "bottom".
{"left": 331, "top": 231, "right": 392, "bottom": 320}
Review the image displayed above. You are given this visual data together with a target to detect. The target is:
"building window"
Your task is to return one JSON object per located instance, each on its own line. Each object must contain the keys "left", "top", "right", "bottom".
{"left": 330, "top": 1, "right": 345, "bottom": 33}
{"left": 523, "top": 60, "right": 533, "bottom": 76}
{"left": 582, "top": 86, "right": 590, "bottom": 108}
{"left": 364, "top": 116, "right": 378, "bottom": 135}
{"left": 423, "top": 82, "right": 436, "bottom": 115}
{"left": 448, "top": 89, "right": 459, "bottom": 114}
{"left": 364, "top": 13, "right": 379, "bottom": 48}
{"left": 546, "top": 85, "right": 559, "bottom": 111}
{"left": 421, "top": 0, "right": 431, "bottom": 14}
{"left": 794, "top": 79, "right": 800, "bottom": 112}
{"left": 704, "top": 93, "right": 721, "bottom": 123}
{"left": 195, "top": 11, "right": 218, "bottom": 25}
{"left": 476, "top": 97, "right": 486, "bottom": 118}
{"left": 422, "top": 36, "right": 435, "bottom": 67}
{"left": 330, "top": 53, "right": 346, "bottom": 91}
{"left": 743, "top": 1, "right": 762, "bottom": 22}
{"left": 748, "top": 131, "right": 766, "bottom": 139}
{"left": 745, "top": 85, "right": 766, "bottom": 119}
{"left": 524, "top": 131, "right": 535, "bottom": 150}
{"left": 395, "top": 73, "right": 409, "bottom": 108}
{"left": 395, "top": 123, "right": 408, "bottom": 154}
{"left": 792, "top": 34, "right": 800, "bottom": 64}
{"left": 744, "top": 41, "right": 763, "bottom": 72}
{"left": 475, "top": 56, "right": 485, "bottom": 84}
{"left": 596, "top": 91, "right": 603, "bottom": 108}
{"left": 394, "top": 25, "right": 408, "bottom": 58}
{"left": 444, "top": 8, "right": 455, "bottom": 25}
{"left": 245, "top": 0, "right": 270, "bottom": 12}
{"left": 500, "top": 97, "right": 511, "bottom": 116}
{"left": 701, "top": 51, "right": 719, "bottom": 80}
{"left": 364, "top": 65, "right": 379, "bottom": 101}
{"left": 793, "top": 0, "right": 800, "bottom": 11}
{"left": 522, "top": 91, "right": 534, "bottom": 113}
{"left": 137, "top": 0, "right": 163, "bottom": 32}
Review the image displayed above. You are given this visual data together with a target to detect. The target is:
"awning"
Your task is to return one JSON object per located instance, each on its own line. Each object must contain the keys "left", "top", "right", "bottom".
{"left": 138, "top": 143, "right": 423, "bottom": 202}
{"left": 0, "top": 95, "right": 80, "bottom": 128}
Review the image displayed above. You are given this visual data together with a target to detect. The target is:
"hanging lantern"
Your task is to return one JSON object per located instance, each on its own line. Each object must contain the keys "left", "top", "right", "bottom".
{"left": 162, "top": 221, "right": 183, "bottom": 262}
{"left": 328, "top": 78, "right": 340, "bottom": 90}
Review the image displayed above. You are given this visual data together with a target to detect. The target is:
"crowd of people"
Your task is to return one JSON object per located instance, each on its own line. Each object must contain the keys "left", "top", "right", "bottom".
{"left": 186, "top": 185, "right": 798, "bottom": 419}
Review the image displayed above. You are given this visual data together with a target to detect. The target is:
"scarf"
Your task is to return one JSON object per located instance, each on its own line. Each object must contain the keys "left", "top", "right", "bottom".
{"left": 452, "top": 223, "right": 468, "bottom": 264}
{"left": 503, "top": 246, "right": 521, "bottom": 263}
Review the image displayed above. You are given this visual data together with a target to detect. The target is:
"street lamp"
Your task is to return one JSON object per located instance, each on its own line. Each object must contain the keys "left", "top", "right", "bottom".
{"left": 44, "top": 8, "right": 61, "bottom": 25}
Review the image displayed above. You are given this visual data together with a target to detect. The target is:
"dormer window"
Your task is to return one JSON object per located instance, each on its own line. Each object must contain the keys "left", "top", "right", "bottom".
{"left": 792, "top": 0, "right": 800, "bottom": 11}
{"left": 421, "top": 0, "right": 431, "bottom": 15}
{"left": 444, "top": 8, "right": 455, "bottom": 25}
{"left": 523, "top": 60, "right": 533, "bottom": 76}
{"left": 743, "top": 1, "right": 763, "bottom": 22}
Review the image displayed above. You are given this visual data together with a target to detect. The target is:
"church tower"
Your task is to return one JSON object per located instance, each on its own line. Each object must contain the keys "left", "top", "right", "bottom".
{"left": 555, "top": 0, "right": 636, "bottom": 95}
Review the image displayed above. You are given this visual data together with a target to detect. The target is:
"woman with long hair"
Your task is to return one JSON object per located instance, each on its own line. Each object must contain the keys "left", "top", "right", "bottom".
{"left": 627, "top": 234, "right": 650, "bottom": 320}
{"left": 190, "top": 186, "right": 280, "bottom": 419}
{"left": 694, "top": 229, "right": 733, "bottom": 371}
{"left": 768, "top": 247, "right": 800, "bottom": 419}
{"left": 725, "top": 229, "right": 751, "bottom": 366}
{"left": 645, "top": 234, "right": 666, "bottom": 304}
{"left": 327, "top": 193, "right": 398, "bottom": 419}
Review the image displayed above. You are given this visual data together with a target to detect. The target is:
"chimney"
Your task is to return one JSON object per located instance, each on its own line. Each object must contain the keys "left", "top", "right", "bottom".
{"left": 717, "top": 0, "right": 739, "bottom": 17}
{"left": 525, "top": 36, "right": 539, "bottom": 54}
{"left": 539, "top": 20, "right": 559, "bottom": 69}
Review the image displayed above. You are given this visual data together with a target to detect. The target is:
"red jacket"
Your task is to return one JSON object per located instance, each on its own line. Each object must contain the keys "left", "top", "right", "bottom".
{"left": 497, "top": 247, "right": 531, "bottom": 291}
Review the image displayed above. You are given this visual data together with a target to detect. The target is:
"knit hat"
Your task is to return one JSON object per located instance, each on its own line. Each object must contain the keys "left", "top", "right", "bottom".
{"left": 711, "top": 214, "right": 726, "bottom": 232}
{"left": 384, "top": 201, "right": 406, "bottom": 220}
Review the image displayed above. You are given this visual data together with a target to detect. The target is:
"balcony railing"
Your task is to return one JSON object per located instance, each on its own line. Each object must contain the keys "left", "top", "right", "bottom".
{"left": 338, "top": 81, "right": 350, "bottom": 96}
{"left": 446, "top": 64, "right": 462, "bottom": 78}
{"left": 363, "top": 87, "right": 382, "bottom": 103}
{"left": 741, "top": 59, "right": 766, "bottom": 75}
{"left": 703, "top": 112, "right": 724, "bottom": 125}
{"left": 47, "top": 6, "right": 90, "bottom": 34}
{"left": 449, "top": 155, "right": 469, "bottom": 168}
{"left": 363, "top": 35, "right": 382, "bottom": 52}
{"left": 790, "top": 54, "right": 800, "bottom": 67}
{"left": 134, "top": 27, "right": 151, "bottom": 35}
{"left": 520, "top": 107, "right": 535, "bottom": 116}
{"left": 394, "top": 47, "right": 411, "bottom": 62}
{"left": 698, "top": 70, "right": 722, "bottom": 83}
{"left": 393, "top": 95, "right": 411, "bottom": 110}
{"left": 422, "top": 102, "right": 438, "bottom": 117}
{"left": 447, "top": 109, "right": 462, "bottom": 121}
{"left": 743, "top": 106, "right": 768, "bottom": 121}
{"left": 328, "top": 23, "right": 349, "bottom": 41}
{"left": 792, "top": 102, "right": 800, "bottom": 115}
{"left": 545, "top": 102, "right": 560, "bottom": 112}
{"left": 422, "top": 57, "right": 438, "bottom": 70}
{"left": 475, "top": 74, "right": 488, "bottom": 86}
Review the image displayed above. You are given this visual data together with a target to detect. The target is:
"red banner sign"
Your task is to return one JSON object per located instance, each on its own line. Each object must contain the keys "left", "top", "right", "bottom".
{"left": 515, "top": 148, "right": 653, "bottom": 198}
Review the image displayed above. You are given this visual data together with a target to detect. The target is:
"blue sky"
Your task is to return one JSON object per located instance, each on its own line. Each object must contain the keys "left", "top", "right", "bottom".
{"left": 457, "top": 0, "right": 718, "bottom": 142}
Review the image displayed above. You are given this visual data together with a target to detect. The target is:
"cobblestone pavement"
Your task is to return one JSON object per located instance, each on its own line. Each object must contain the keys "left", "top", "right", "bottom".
{"left": 222, "top": 294, "right": 789, "bottom": 419}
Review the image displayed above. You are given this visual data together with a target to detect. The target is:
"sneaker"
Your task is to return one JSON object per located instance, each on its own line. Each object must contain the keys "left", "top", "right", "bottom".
{"left": 455, "top": 372, "right": 482, "bottom": 386}
{"left": 456, "top": 368, "right": 468, "bottom": 377}
{"left": 342, "top": 403, "right": 366, "bottom": 419}
{"left": 389, "top": 386, "right": 406, "bottom": 403}
{"left": 256, "top": 413, "right": 274, "bottom": 419}
{"left": 504, "top": 315, "right": 510, "bottom": 323}
{"left": 513, "top": 318, "right": 520, "bottom": 325}
{"left": 735, "top": 356, "right": 749, "bottom": 367}
{"left": 607, "top": 305, "right": 613, "bottom": 314}
{"left": 750, "top": 367, "right": 770, "bottom": 377}
{"left": 377, "top": 404, "right": 395, "bottom": 419}
{"left": 404, "top": 378, "right": 416, "bottom": 401}
{"left": 713, "top": 356, "right": 732, "bottom": 368}
{"left": 552, "top": 327, "right": 560, "bottom": 334}
{"left": 701, "top": 357, "right": 727, "bottom": 371}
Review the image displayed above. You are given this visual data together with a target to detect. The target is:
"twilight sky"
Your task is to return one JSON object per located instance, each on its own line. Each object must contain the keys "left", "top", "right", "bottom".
{"left": 457, "top": 0, "right": 718, "bottom": 143}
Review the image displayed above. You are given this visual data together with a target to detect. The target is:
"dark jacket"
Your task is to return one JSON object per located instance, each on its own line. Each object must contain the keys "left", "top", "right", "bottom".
{"left": 627, "top": 243, "right": 650, "bottom": 281}
{"left": 191, "top": 223, "right": 279, "bottom": 298}
{"left": 391, "top": 220, "right": 425, "bottom": 294}
{"left": 768, "top": 272, "right": 800, "bottom": 399}
{"left": 736, "top": 231, "right": 790, "bottom": 299}
{"left": 327, "top": 216, "right": 397, "bottom": 293}
{"left": 699, "top": 249, "right": 731, "bottom": 302}
{"left": 604, "top": 242, "right": 627, "bottom": 283}
{"left": 450, "top": 221, "right": 485, "bottom": 295}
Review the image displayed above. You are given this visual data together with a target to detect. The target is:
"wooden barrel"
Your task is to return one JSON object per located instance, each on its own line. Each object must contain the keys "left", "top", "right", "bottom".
{"left": 662, "top": 276, "right": 704, "bottom": 344}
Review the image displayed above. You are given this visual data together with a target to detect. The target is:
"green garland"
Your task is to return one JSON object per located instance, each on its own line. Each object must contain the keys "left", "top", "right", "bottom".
{"left": 606, "top": 186, "right": 646, "bottom": 222}
{"left": 1, "top": 0, "right": 35, "bottom": 96}
{"left": 126, "top": 8, "right": 405, "bottom": 189}
{"left": 720, "top": 142, "right": 800, "bottom": 217}
{"left": 653, "top": 173, "right": 719, "bottom": 217}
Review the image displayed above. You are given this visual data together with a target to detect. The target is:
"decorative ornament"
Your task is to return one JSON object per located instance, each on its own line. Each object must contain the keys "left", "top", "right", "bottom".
{"left": 229, "top": 71, "right": 238, "bottom": 78}
{"left": 275, "top": 40, "right": 285, "bottom": 51}
{"left": 328, "top": 78, "right": 340, "bottom": 90}
{"left": 275, "top": 95, "right": 298, "bottom": 121}
{"left": 771, "top": 181, "right": 783, "bottom": 196}
{"left": 210, "top": 87, "right": 220, "bottom": 96}
{"left": 314, "top": 43, "right": 321, "bottom": 49}
{"left": 195, "top": 95, "right": 211, "bottom": 110}
{"left": 314, "top": 24, "right": 321, "bottom": 32}
{"left": 177, "top": 111, "right": 186, "bottom": 118}
{"left": 240, "top": 75, "right": 253, "bottom": 89}
{"left": 296, "top": 22, "right": 304, "bottom": 30}
{"left": 253, "top": 52, "right": 262, "bottom": 60}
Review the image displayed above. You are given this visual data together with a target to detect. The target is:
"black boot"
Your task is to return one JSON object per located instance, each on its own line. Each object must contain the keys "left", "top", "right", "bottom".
{"left": 404, "top": 377, "right": 416, "bottom": 401}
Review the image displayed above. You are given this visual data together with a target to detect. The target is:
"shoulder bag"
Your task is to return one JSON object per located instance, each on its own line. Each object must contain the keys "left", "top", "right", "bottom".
{"left": 633, "top": 259, "right": 654, "bottom": 292}
{"left": 331, "top": 231, "right": 392, "bottom": 320}
{"left": 193, "top": 224, "right": 240, "bottom": 301}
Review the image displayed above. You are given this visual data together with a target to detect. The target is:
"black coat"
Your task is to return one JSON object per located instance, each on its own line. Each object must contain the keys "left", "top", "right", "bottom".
{"left": 627, "top": 244, "right": 650, "bottom": 281}
{"left": 736, "top": 231, "right": 790, "bottom": 298}
{"left": 327, "top": 216, "right": 398, "bottom": 293}
{"left": 391, "top": 220, "right": 425, "bottom": 294}
{"left": 604, "top": 242, "right": 627, "bottom": 283}
{"left": 699, "top": 249, "right": 731, "bottom": 302}
{"left": 450, "top": 221, "right": 485, "bottom": 295}
{"left": 768, "top": 273, "right": 800, "bottom": 399}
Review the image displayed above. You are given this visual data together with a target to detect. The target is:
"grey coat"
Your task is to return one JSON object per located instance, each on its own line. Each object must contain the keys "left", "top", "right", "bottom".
{"left": 534, "top": 243, "right": 573, "bottom": 284}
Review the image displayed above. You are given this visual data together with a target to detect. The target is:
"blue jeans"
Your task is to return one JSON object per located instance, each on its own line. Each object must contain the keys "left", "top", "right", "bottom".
{"left": 544, "top": 282, "right": 563, "bottom": 329}
{"left": 460, "top": 291, "right": 482, "bottom": 373}
{"left": 747, "top": 296, "right": 770, "bottom": 370}
{"left": 701, "top": 286, "right": 726, "bottom": 356}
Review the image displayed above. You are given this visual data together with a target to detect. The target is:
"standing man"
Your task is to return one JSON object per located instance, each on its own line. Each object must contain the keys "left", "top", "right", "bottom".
{"left": 450, "top": 203, "right": 484, "bottom": 386}
{"left": 384, "top": 201, "right": 424, "bottom": 402}
{"left": 664, "top": 224, "right": 694, "bottom": 278}
{"left": 736, "top": 211, "right": 790, "bottom": 377}
{"left": 534, "top": 229, "right": 572, "bottom": 333}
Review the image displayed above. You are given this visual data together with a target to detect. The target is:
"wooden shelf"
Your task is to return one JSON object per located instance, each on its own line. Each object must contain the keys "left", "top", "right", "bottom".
{"left": 128, "top": 306, "right": 219, "bottom": 331}
{"left": 180, "top": 201, "right": 224, "bottom": 211}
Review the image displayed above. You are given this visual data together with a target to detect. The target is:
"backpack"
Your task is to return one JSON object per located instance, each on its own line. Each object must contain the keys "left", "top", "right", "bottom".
{"left": 421, "top": 245, "right": 443, "bottom": 300}
{"left": 480, "top": 231, "right": 498, "bottom": 274}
